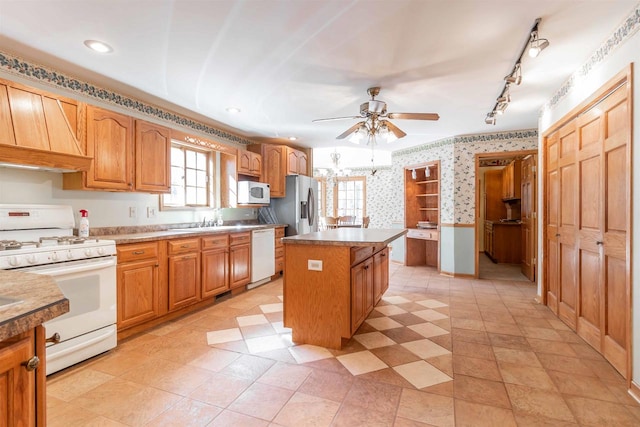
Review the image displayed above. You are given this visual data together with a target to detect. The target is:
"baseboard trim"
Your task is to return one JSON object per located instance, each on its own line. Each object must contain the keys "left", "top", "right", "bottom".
{"left": 440, "top": 270, "right": 475, "bottom": 279}
{"left": 629, "top": 381, "right": 640, "bottom": 404}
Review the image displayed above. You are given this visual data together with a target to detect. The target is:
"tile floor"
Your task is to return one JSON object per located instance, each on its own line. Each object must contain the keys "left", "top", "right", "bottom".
{"left": 46, "top": 262, "right": 640, "bottom": 426}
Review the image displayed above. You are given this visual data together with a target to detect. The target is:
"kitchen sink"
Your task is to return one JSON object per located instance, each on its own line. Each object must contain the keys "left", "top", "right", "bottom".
{"left": 170, "top": 225, "right": 263, "bottom": 232}
{"left": 0, "top": 296, "right": 22, "bottom": 308}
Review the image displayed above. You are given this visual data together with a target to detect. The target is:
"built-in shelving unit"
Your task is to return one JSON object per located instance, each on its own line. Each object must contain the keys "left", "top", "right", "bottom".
{"left": 404, "top": 161, "right": 440, "bottom": 268}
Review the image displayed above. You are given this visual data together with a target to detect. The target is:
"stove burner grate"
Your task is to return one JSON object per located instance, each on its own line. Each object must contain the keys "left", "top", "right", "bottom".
{"left": 0, "top": 240, "right": 41, "bottom": 250}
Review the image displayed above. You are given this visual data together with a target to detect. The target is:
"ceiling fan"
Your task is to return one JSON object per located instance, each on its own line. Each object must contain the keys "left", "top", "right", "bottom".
{"left": 313, "top": 87, "right": 440, "bottom": 144}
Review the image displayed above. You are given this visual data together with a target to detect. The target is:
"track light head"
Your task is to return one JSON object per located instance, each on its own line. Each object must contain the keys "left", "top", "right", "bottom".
{"left": 485, "top": 112, "right": 496, "bottom": 125}
{"left": 504, "top": 63, "right": 522, "bottom": 85}
{"left": 528, "top": 30, "right": 549, "bottom": 57}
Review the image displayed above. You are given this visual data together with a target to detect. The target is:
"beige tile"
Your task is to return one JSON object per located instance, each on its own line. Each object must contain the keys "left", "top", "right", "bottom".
{"left": 416, "top": 299, "right": 448, "bottom": 308}
{"left": 245, "top": 334, "right": 290, "bottom": 354}
{"left": 236, "top": 314, "right": 269, "bottom": 327}
{"left": 505, "top": 383, "right": 576, "bottom": 422}
{"left": 270, "top": 320, "right": 292, "bottom": 334}
{"left": 452, "top": 355, "right": 502, "bottom": 382}
{"left": 353, "top": 331, "right": 397, "bottom": 349}
{"left": 382, "top": 295, "right": 412, "bottom": 304}
{"left": 564, "top": 395, "right": 639, "bottom": 426}
{"left": 454, "top": 399, "right": 517, "bottom": 427}
{"left": 187, "top": 347, "right": 242, "bottom": 372}
{"left": 408, "top": 322, "right": 449, "bottom": 338}
{"left": 289, "top": 344, "right": 334, "bottom": 364}
{"left": 220, "top": 354, "right": 275, "bottom": 380}
{"left": 257, "top": 361, "right": 312, "bottom": 390}
{"left": 332, "top": 403, "right": 396, "bottom": 427}
{"left": 451, "top": 340, "right": 495, "bottom": 361}
{"left": 370, "top": 344, "right": 422, "bottom": 367}
{"left": 365, "top": 316, "right": 403, "bottom": 330}
{"left": 240, "top": 323, "right": 277, "bottom": 339}
{"left": 402, "top": 338, "right": 451, "bottom": 359}
{"left": 71, "top": 377, "right": 182, "bottom": 426}
{"left": 144, "top": 397, "right": 222, "bottom": 426}
{"left": 298, "top": 369, "right": 354, "bottom": 402}
{"left": 343, "top": 378, "right": 402, "bottom": 413}
{"left": 397, "top": 389, "right": 454, "bottom": 426}
{"left": 122, "top": 357, "right": 213, "bottom": 396}
{"left": 498, "top": 362, "right": 557, "bottom": 390}
{"left": 453, "top": 374, "right": 511, "bottom": 409}
{"left": 258, "top": 302, "right": 282, "bottom": 313}
{"left": 206, "top": 328, "right": 243, "bottom": 345}
{"left": 228, "top": 382, "right": 294, "bottom": 421}
{"left": 47, "top": 368, "right": 115, "bottom": 402}
{"left": 548, "top": 370, "right": 620, "bottom": 402}
{"left": 493, "top": 347, "right": 542, "bottom": 367}
{"left": 393, "top": 360, "right": 452, "bottom": 389}
{"left": 188, "top": 372, "right": 252, "bottom": 407}
{"left": 413, "top": 309, "right": 449, "bottom": 321}
{"left": 208, "top": 410, "right": 269, "bottom": 426}
{"left": 375, "top": 305, "right": 408, "bottom": 316}
{"left": 336, "top": 350, "right": 388, "bottom": 375}
{"left": 273, "top": 392, "right": 341, "bottom": 426}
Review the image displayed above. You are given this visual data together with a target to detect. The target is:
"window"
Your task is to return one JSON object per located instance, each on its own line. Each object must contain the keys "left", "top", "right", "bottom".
{"left": 162, "top": 143, "right": 211, "bottom": 208}
{"left": 333, "top": 176, "right": 366, "bottom": 219}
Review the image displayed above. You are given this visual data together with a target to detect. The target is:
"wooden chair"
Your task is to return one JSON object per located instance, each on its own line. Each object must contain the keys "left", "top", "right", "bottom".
{"left": 325, "top": 216, "right": 338, "bottom": 229}
{"left": 362, "top": 216, "right": 370, "bottom": 228}
{"left": 338, "top": 215, "right": 355, "bottom": 225}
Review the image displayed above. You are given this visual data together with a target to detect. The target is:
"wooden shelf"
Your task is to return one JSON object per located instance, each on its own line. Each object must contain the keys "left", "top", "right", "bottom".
{"left": 419, "top": 208, "right": 439, "bottom": 211}
{"left": 405, "top": 162, "right": 440, "bottom": 269}
{"left": 416, "top": 194, "right": 438, "bottom": 197}
{"left": 416, "top": 180, "right": 439, "bottom": 184}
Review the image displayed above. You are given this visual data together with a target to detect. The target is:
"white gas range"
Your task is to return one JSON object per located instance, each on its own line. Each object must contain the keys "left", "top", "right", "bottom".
{"left": 0, "top": 204, "right": 117, "bottom": 375}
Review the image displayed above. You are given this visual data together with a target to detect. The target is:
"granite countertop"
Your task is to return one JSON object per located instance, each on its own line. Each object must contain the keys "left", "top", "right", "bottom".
{"left": 95, "top": 224, "right": 289, "bottom": 245}
{"left": 0, "top": 270, "right": 69, "bottom": 341}
{"left": 282, "top": 228, "right": 407, "bottom": 247}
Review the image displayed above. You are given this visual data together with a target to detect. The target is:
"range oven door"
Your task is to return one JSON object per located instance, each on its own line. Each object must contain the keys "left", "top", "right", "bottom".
{"left": 22, "top": 256, "right": 117, "bottom": 374}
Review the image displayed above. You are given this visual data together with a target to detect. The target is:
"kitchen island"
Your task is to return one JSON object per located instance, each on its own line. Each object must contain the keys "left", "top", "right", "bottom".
{"left": 282, "top": 228, "right": 406, "bottom": 349}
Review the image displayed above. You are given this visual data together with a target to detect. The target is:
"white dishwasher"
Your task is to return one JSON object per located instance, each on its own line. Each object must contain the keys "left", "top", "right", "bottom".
{"left": 249, "top": 228, "right": 275, "bottom": 288}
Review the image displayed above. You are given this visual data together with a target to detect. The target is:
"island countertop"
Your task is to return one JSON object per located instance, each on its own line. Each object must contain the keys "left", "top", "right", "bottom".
{"left": 282, "top": 228, "right": 407, "bottom": 247}
{"left": 0, "top": 270, "right": 69, "bottom": 341}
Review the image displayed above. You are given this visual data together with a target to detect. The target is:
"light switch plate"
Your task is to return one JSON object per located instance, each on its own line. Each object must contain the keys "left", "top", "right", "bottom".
{"left": 308, "top": 260, "right": 323, "bottom": 271}
{"left": 129, "top": 207, "right": 137, "bottom": 218}
{"left": 147, "top": 207, "right": 157, "bottom": 218}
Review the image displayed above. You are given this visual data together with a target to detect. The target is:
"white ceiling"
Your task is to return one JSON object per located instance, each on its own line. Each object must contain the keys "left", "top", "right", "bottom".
{"left": 0, "top": 0, "right": 636, "bottom": 163}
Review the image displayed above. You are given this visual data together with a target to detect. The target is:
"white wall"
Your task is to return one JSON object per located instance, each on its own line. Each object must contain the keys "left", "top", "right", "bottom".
{"left": 0, "top": 167, "right": 257, "bottom": 229}
{"left": 537, "top": 4, "right": 640, "bottom": 386}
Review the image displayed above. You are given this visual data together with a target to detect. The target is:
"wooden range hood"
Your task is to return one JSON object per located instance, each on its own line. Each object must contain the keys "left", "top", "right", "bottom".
{"left": 0, "top": 79, "right": 92, "bottom": 171}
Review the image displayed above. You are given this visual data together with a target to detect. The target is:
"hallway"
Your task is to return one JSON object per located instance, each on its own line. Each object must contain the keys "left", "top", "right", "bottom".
{"left": 46, "top": 263, "right": 639, "bottom": 426}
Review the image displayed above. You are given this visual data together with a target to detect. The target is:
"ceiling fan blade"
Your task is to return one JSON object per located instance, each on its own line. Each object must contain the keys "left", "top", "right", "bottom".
{"left": 312, "top": 116, "right": 361, "bottom": 123}
{"left": 385, "top": 121, "right": 407, "bottom": 138}
{"left": 336, "top": 121, "right": 366, "bottom": 139}
{"left": 387, "top": 112, "right": 440, "bottom": 121}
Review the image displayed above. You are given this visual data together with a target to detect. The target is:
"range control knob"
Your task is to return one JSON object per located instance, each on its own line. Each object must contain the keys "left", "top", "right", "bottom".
{"left": 66, "top": 250, "right": 73, "bottom": 259}
{"left": 51, "top": 252, "right": 59, "bottom": 262}
{"left": 8, "top": 256, "right": 21, "bottom": 267}
{"left": 84, "top": 248, "right": 93, "bottom": 257}
{"left": 97, "top": 247, "right": 105, "bottom": 256}
{"left": 26, "top": 254, "right": 37, "bottom": 264}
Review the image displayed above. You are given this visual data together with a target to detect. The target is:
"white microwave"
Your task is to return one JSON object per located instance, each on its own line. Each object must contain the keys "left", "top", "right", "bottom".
{"left": 238, "top": 181, "right": 270, "bottom": 204}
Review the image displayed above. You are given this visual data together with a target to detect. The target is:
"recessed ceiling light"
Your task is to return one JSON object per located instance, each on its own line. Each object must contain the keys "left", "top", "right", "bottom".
{"left": 225, "top": 107, "right": 241, "bottom": 114}
{"left": 288, "top": 136, "right": 297, "bottom": 141}
{"left": 84, "top": 40, "right": 113, "bottom": 53}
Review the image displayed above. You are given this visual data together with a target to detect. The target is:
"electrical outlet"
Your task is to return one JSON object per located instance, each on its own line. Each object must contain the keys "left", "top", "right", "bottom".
{"left": 147, "top": 207, "right": 156, "bottom": 218}
{"left": 308, "top": 260, "right": 323, "bottom": 271}
{"left": 129, "top": 207, "right": 137, "bottom": 218}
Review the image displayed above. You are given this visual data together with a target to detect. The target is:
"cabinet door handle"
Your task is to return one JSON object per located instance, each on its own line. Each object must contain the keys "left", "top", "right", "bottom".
{"left": 596, "top": 241, "right": 603, "bottom": 245}
{"left": 133, "top": 250, "right": 145, "bottom": 255}
{"left": 181, "top": 244, "right": 191, "bottom": 248}
{"left": 555, "top": 234, "right": 560, "bottom": 237}
{"left": 22, "top": 356, "right": 40, "bottom": 372}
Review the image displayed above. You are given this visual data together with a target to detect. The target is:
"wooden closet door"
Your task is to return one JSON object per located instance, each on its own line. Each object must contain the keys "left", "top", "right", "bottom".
{"left": 557, "top": 122, "right": 578, "bottom": 329}
{"left": 521, "top": 155, "right": 536, "bottom": 281}
{"left": 545, "top": 132, "right": 559, "bottom": 313}
{"left": 600, "top": 85, "right": 630, "bottom": 377}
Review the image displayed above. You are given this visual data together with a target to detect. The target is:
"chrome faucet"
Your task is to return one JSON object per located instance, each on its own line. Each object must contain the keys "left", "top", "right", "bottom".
{"left": 201, "top": 217, "right": 207, "bottom": 227}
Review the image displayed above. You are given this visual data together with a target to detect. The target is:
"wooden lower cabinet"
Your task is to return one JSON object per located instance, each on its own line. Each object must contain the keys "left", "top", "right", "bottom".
{"left": 274, "top": 227, "right": 285, "bottom": 275}
{"left": 229, "top": 232, "right": 251, "bottom": 289}
{"left": 484, "top": 221, "right": 521, "bottom": 264}
{"left": 167, "top": 238, "right": 201, "bottom": 311}
{"left": 202, "top": 234, "right": 230, "bottom": 298}
{"left": 117, "top": 242, "right": 160, "bottom": 330}
{"left": 0, "top": 327, "right": 44, "bottom": 426}
{"left": 406, "top": 228, "right": 439, "bottom": 268}
{"left": 373, "top": 247, "right": 390, "bottom": 304}
{"left": 351, "top": 257, "right": 374, "bottom": 333}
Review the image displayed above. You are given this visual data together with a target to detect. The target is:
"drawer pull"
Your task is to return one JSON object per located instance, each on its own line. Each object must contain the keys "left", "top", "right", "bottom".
{"left": 46, "top": 332, "right": 61, "bottom": 344}
{"left": 181, "top": 244, "right": 191, "bottom": 248}
{"left": 596, "top": 241, "right": 603, "bottom": 245}
{"left": 22, "top": 356, "right": 40, "bottom": 372}
{"left": 132, "top": 250, "right": 145, "bottom": 255}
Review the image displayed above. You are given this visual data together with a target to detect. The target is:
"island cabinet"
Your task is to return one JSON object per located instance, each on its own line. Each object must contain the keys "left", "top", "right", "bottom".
{"left": 116, "top": 242, "right": 162, "bottom": 330}
{"left": 167, "top": 238, "right": 201, "bottom": 311}
{"left": 282, "top": 228, "right": 406, "bottom": 349}
{"left": 274, "top": 226, "right": 285, "bottom": 275}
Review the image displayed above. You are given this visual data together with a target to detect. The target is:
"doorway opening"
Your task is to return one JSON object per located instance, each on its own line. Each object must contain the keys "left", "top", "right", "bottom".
{"left": 474, "top": 150, "right": 538, "bottom": 282}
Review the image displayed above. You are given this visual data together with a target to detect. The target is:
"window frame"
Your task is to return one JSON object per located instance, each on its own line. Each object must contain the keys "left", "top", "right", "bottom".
{"left": 332, "top": 176, "right": 366, "bottom": 219}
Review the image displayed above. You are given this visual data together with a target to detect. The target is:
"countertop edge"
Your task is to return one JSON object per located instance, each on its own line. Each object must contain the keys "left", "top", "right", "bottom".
{"left": 282, "top": 228, "right": 407, "bottom": 246}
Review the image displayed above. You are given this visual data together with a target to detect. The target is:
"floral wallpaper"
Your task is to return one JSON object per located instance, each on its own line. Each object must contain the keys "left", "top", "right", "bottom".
{"left": 360, "top": 130, "right": 538, "bottom": 229}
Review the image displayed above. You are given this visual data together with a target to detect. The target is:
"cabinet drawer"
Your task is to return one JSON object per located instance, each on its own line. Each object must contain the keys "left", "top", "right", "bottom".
{"left": 407, "top": 229, "right": 439, "bottom": 241}
{"left": 275, "top": 227, "right": 285, "bottom": 238}
{"left": 202, "top": 234, "right": 229, "bottom": 250}
{"left": 168, "top": 238, "right": 200, "bottom": 254}
{"left": 351, "top": 246, "right": 373, "bottom": 266}
{"left": 117, "top": 242, "right": 159, "bottom": 263}
{"left": 275, "top": 256, "right": 284, "bottom": 273}
{"left": 230, "top": 232, "right": 251, "bottom": 246}
{"left": 275, "top": 247, "right": 284, "bottom": 259}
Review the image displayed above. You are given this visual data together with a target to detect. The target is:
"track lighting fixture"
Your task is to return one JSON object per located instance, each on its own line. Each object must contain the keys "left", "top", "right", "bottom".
{"left": 411, "top": 169, "right": 417, "bottom": 180}
{"left": 485, "top": 18, "right": 548, "bottom": 125}
{"left": 528, "top": 29, "right": 550, "bottom": 58}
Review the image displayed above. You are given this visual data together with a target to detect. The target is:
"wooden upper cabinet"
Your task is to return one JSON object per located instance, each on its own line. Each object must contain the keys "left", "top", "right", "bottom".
{"left": 286, "top": 147, "right": 308, "bottom": 176}
{"left": 259, "top": 144, "right": 286, "bottom": 197}
{"left": 64, "top": 107, "right": 171, "bottom": 193}
{"left": 84, "top": 106, "right": 134, "bottom": 191}
{"left": 135, "top": 120, "right": 171, "bottom": 193}
{"left": 238, "top": 150, "right": 262, "bottom": 177}
{"left": 501, "top": 159, "right": 522, "bottom": 201}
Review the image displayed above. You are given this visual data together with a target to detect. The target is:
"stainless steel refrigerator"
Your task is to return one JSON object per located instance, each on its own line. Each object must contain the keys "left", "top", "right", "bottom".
{"left": 271, "top": 175, "right": 319, "bottom": 236}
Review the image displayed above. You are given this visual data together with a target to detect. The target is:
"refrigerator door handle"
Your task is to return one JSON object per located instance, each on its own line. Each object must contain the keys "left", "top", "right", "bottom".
{"left": 307, "top": 187, "right": 315, "bottom": 227}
